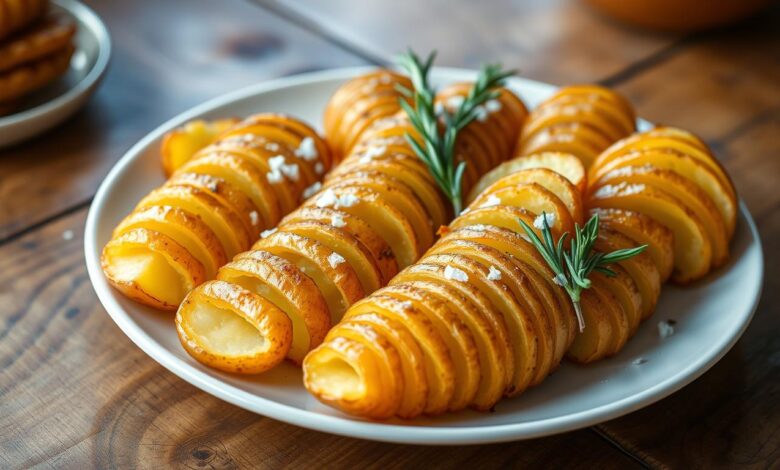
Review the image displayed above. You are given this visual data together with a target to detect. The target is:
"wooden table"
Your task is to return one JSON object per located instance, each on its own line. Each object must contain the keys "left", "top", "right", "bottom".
{"left": 1, "top": 0, "right": 777, "bottom": 467}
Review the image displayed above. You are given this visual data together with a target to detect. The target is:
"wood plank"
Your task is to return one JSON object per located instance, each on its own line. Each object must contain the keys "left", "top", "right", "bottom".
{"left": 259, "top": 0, "right": 682, "bottom": 83}
{"left": 593, "top": 7, "right": 780, "bottom": 467}
{"left": 0, "top": 0, "right": 364, "bottom": 241}
{"left": 0, "top": 209, "right": 642, "bottom": 469}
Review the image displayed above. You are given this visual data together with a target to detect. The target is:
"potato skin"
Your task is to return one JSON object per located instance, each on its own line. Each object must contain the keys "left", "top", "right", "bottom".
{"left": 103, "top": 114, "right": 329, "bottom": 310}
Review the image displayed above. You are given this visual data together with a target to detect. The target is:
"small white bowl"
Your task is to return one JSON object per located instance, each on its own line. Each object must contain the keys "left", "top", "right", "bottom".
{"left": 0, "top": 0, "right": 111, "bottom": 148}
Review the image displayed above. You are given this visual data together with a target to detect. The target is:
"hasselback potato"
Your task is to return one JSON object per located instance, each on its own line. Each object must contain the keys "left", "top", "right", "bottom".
{"left": 102, "top": 114, "right": 331, "bottom": 310}
{"left": 304, "top": 118, "right": 738, "bottom": 418}
{"left": 517, "top": 85, "right": 635, "bottom": 168}
{"left": 175, "top": 71, "right": 528, "bottom": 373}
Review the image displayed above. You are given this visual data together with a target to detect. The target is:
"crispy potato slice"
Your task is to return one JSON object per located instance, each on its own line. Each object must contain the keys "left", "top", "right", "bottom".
{"left": 595, "top": 227, "right": 662, "bottom": 319}
{"left": 592, "top": 266, "right": 642, "bottom": 336}
{"left": 280, "top": 220, "right": 383, "bottom": 294}
{"left": 160, "top": 118, "right": 239, "bottom": 176}
{"left": 590, "top": 182, "right": 712, "bottom": 284}
{"left": 383, "top": 284, "right": 480, "bottom": 412}
{"left": 324, "top": 174, "right": 434, "bottom": 251}
{"left": 590, "top": 208, "right": 674, "bottom": 283}
{"left": 178, "top": 152, "right": 282, "bottom": 231}
{"left": 113, "top": 205, "right": 227, "bottom": 280}
{"left": 432, "top": 239, "right": 561, "bottom": 381}
{"left": 590, "top": 148, "right": 737, "bottom": 238}
{"left": 547, "top": 85, "right": 635, "bottom": 122}
{"left": 281, "top": 207, "right": 399, "bottom": 284}
{"left": 391, "top": 276, "right": 508, "bottom": 411}
{"left": 137, "top": 184, "right": 251, "bottom": 258}
{"left": 303, "top": 334, "right": 395, "bottom": 418}
{"left": 343, "top": 294, "right": 455, "bottom": 415}
{"left": 451, "top": 205, "right": 564, "bottom": 241}
{"left": 176, "top": 280, "right": 292, "bottom": 373}
{"left": 420, "top": 253, "right": 538, "bottom": 396}
{"left": 592, "top": 282, "right": 630, "bottom": 357}
{"left": 255, "top": 231, "right": 364, "bottom": 324}
{"left": 478, "top": 168, "right": 584, "bottom": 225}
{"left": 325, "top": 320, "right": 404, "bottom": 418}
{"left": 598, "top": 131, "right": 736, "bottom": 206}
{"left": 304, "top": 186, "right": 420, "bottom": 269}
{"left": 330, "top": 158, "right": 449, "bottom": 229}
{"left": 395, "top": 264, "right": 514, "bottom": 393}
{"left": 566, "top": 288, "right": 614, "bottom": 364}
{"left": 469, "top": 182, "right": 575, "bottom": 235}
{"left": 168, "top": 172, "right": 264, "bottom": 237}
{"left": 442, "top": 226, "right": 575, "bottom": 364}
{"left": 471, "top": 152, "right": 587, "bottom": 200}
{"left": 218, "top": 250, "right": 331, "bottom": 363}
{"left": 201, "top": 140, "right": 308, "bottom": 213}
{"left": 102, "top": 228, "right": 206, "bottom": 310}
{"left": 593, "top": 165, "right": 729, "bottom": 266}
{"left": 232, "top": 113, "right": 333, "bottom": 171}
{"left": 522, "top": 102, "right": 629, "bottom": 144}
{"left": 346, "top": 312, "right": 428, "bottom": 419}
{"left": 518, "top": 126, "right": 604, "bottom": 168}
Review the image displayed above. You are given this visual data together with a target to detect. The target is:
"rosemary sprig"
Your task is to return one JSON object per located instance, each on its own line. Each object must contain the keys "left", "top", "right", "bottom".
{"left": 519, "top": 213, "right": 647, "bottom": 332}
{"left": 396, "top": 50, "right": 515, "bottom": 215}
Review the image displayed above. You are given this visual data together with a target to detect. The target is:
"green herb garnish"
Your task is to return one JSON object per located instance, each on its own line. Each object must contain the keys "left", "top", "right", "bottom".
{"left": 519, "top": 212, "right": 647, "bottom": 331}
{"left": 396, "top": 50, "right": 514, "bottom": 215}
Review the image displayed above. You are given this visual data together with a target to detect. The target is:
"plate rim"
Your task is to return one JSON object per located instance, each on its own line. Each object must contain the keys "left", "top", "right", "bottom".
{"left": 0, "top": 0, "right": 111, "bottom": 127}
{"left": 84, "top": 66, "right": 764, "bottom": 445}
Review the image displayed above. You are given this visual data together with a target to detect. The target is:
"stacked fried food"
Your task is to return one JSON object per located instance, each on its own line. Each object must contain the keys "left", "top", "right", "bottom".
{"left": 101, "top": 114, "right": 333, "bottom": 311}
{"left": 173, "top": 71, "right": 528, "bottom": 374}
{"left": 0, "top": 0, "right": 75, "bottom": 114}
{"left": 303, "top": 88, "right": 738, "bottom": 419}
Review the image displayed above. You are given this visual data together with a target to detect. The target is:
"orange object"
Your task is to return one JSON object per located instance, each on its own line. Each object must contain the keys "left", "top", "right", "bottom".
{"left": 583, "top": 0, "right": 772, "bottom": 32}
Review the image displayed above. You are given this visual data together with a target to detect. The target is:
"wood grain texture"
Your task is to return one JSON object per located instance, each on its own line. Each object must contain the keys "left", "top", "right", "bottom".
{"left": 595, "top": 6, "right": 780, "bottom": 468}
{"left": 258, "top": 0, "right": 682, "bottom": 83}
{"left": 0, "top": 209, "right": 642, "bottom": 469}
{"left": 0, "top": 0, "right": 364, "bottom": 242}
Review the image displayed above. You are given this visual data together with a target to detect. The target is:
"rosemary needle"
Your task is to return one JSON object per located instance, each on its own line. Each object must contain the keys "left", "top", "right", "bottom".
{"left": 519, "top": 212, "right": 647, "bottom": 331}
{"left": 397, "top": 50, "right": 514, "bottom": 215}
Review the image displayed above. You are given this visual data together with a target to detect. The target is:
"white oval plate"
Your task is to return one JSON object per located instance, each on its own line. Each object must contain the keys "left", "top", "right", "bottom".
{"left": 85, "top": 67, "right": 764, "bottom": 445}
{"left": 0, "top": 0, "right": 111, "bottom": 148}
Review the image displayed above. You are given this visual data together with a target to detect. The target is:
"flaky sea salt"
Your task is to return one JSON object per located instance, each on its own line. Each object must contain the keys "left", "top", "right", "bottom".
{"left": 658, "top": 320, "right": 676, "bottom": 338}
{"left": 533, "top": 212, "right": 556, "bottom": 230}
{"left": 487, "top": 266, "right": 502, "bottom": 281}
{"left": 260, "top": 228, "right": 277, "bottom": 239}
{"left": 328, "top": 252, "right": 346, "bottom": 268}
{"left": 479, "top": 194, "right": 501, "bottom": 208}
{"left": 62, "top": 230, "right": 74, "bottom": 241}
{"left": 331, "top": 212, "right": 346, "bottom": 228}
{"left": 303, "top": 182, "right": 322, "bottom": 199}
{"left": 315, "top": 162, "right": 325, "bottom": 175}
{"left": 294, "top": 137, "right": 318, "bottom": 161}
{"left": 444, "top": 265, "right": 469, "bottom": 282}
{"left": 485, "top": 99, "right": 502, "bottom": 113}
{"left": 316, "top": 189, "right": 338, "bottom": 208}
{"left": 249, "top": 211, "right": 260, "bottom": 225}
{"left": 280, "top": 162, "right": 300, "bottom": 181}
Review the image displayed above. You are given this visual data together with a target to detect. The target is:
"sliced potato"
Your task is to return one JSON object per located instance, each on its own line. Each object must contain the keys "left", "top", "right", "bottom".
{"left": 218, "top": 250, "right": 331, "bottom": 363}
{"left": 590, "top": 208, "right": 674, "bottom": 283}
{"left": 478, "top": 168, "right": 584, "bottom": 225}
{"left": 176, "top": 280, "right": 292, "bottom": 374}
{"left": 470, "top": 152, "right": 587, "bottom": 200}
{"left": 590, "top": 182, "right": 712, "bottom": 284}
{"left": 161, "top": 118, "right": 239, "bottom": 176}
{"left": 342, "top": 294, "right": 455, "bottom": 415}
{"left": 102, "top": 228, "right": 206, "bottom": 310}
{"left": 589, "top": 148, "right": 737, "bottom": 238}
{"left": 383, "top": 283, "right": 480, "bottom": 412}
{"left": 255, "top": 231, "right": 364, "bottom": 324}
